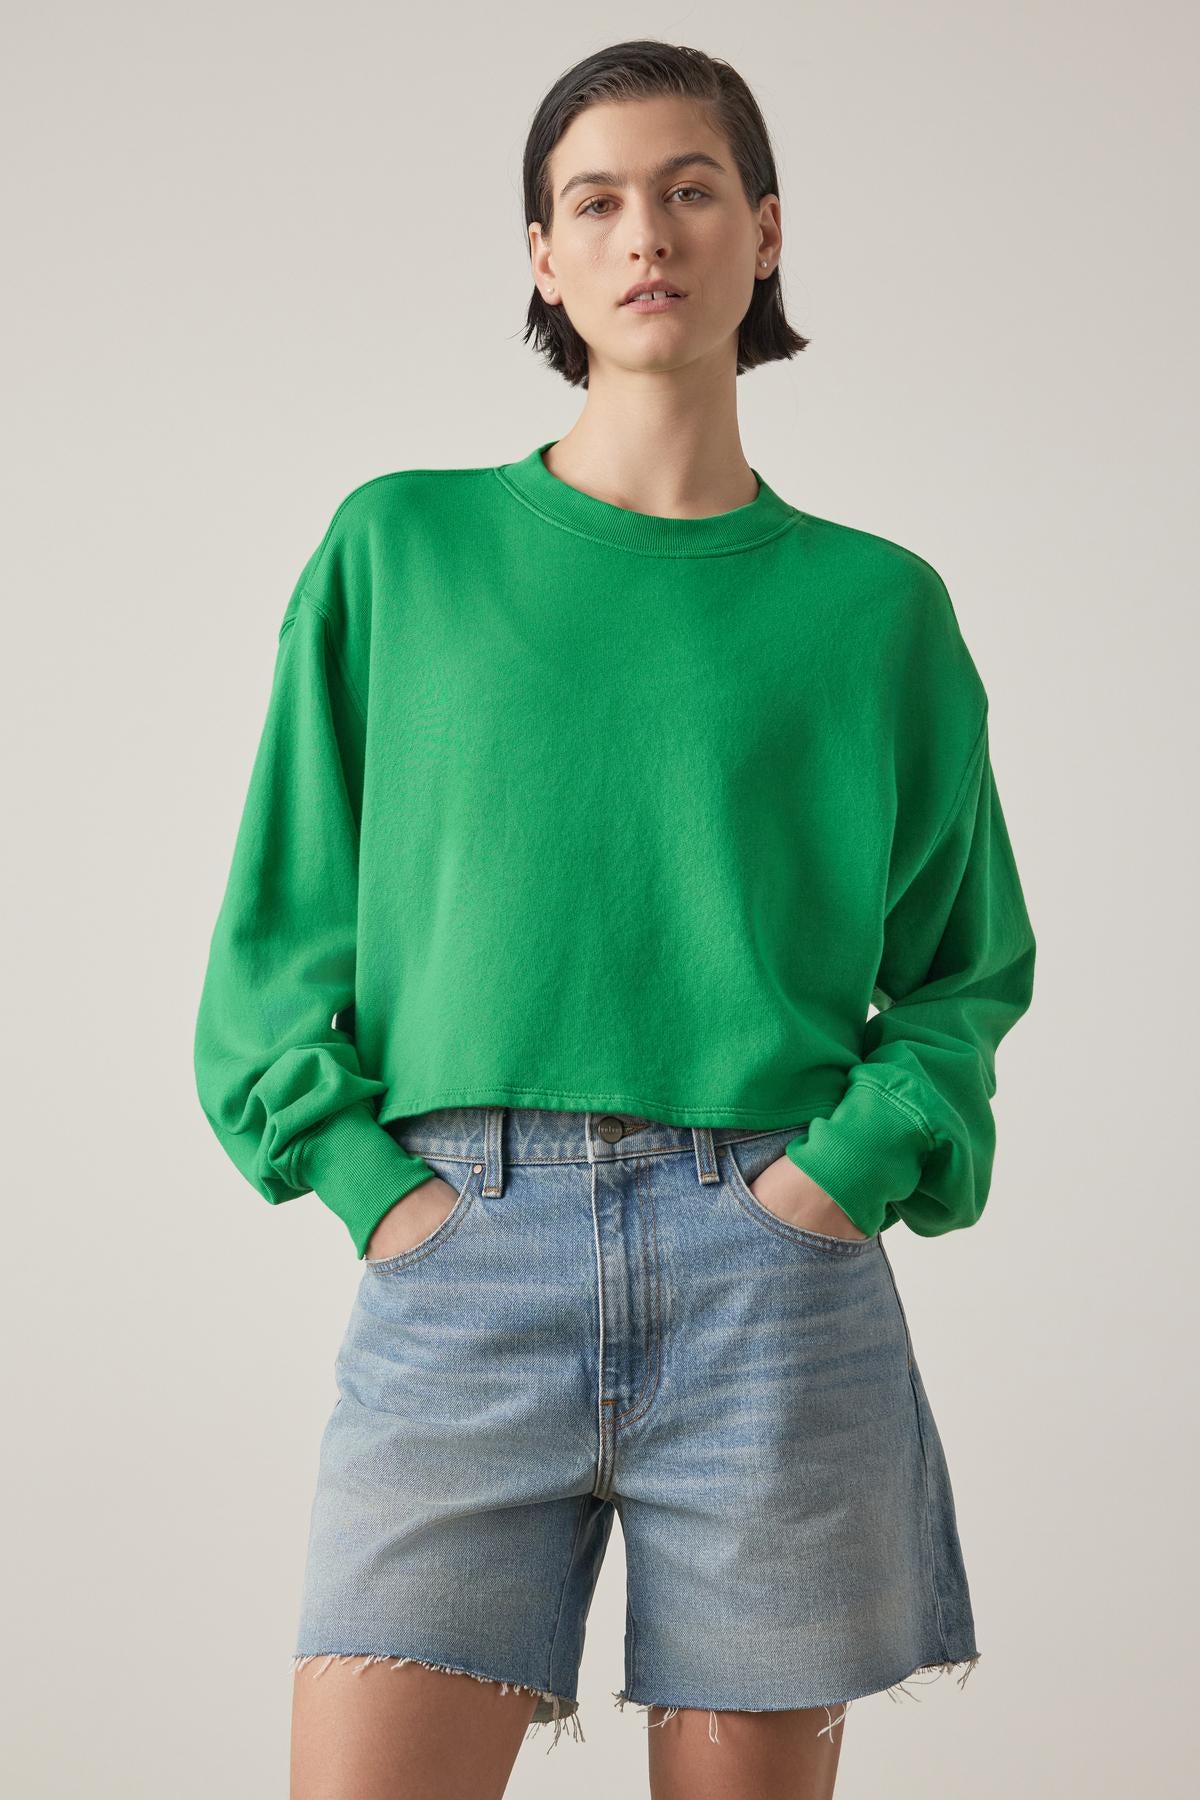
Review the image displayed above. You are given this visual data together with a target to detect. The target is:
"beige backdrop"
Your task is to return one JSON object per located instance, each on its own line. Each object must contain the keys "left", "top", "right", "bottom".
{"left": 4, "top": 2, "right": 1194, "bottom": 1795}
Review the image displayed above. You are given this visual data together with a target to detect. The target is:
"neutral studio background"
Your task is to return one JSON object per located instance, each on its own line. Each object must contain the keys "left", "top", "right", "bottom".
{"left": 3, "top": 3, "right": 1194, "bottom": 1794}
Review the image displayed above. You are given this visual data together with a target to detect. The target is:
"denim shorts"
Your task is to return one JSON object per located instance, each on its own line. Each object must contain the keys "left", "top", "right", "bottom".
{"left": 292, "top": 1106, "right": 980, "bottom": 1751}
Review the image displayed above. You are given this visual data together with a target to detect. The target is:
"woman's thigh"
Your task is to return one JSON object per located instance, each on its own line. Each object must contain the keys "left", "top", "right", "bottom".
{"left": 647, "top": 1703, "right": 845, "bottom": 1800}
{"left": 290, "top": 1657, "right": 538, "bottom": 1800}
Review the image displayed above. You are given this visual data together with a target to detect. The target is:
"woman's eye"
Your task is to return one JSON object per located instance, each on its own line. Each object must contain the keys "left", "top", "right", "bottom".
{"left": 579, "top": 186, "right": 708, "bottom": 217}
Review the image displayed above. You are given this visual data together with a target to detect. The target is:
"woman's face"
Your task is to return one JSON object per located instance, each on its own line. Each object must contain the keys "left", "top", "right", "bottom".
{"left": 531, "top": 95, "right": 780, "bottom": 382}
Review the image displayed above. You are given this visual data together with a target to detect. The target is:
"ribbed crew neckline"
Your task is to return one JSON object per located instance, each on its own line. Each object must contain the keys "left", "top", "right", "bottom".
{"left": 492, "top": 440, "right": 799, "bottom": 558}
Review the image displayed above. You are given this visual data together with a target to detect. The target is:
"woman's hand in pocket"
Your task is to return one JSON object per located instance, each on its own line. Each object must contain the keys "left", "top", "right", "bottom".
{"left": 365, "top": 1176, "right": 461, "bottom": 1262}
{"left": 751, "top": 1156, "right": 870, "bottom": 1241}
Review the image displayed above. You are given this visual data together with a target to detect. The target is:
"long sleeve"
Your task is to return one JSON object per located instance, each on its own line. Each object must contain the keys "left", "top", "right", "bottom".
{"left": 193, "top": 586, "right": 437, "bottom": 1258}
{"left": 785, "top": 710, "right": 1037, "bottom": 1238}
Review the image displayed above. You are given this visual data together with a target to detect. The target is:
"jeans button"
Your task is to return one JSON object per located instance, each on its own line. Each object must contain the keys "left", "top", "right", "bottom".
{"left": 596, "top": 1115, "right": 626, "bottom": 1142}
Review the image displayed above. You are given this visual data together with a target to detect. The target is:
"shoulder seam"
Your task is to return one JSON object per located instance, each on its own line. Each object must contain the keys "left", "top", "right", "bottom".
{"left": 922, "top": 702, "right": 990, "bottom": 870}
{"left": 296, "top": 470, "right": 413, "bottom": 599}
{"left": 296, "top": 464, "right": 486, "bottom": 603}
{"left": 288, "top": 593, "right": 368, "bottom": 727}
{"left": 801, "top": 516, "right": 955, "bottom": 593}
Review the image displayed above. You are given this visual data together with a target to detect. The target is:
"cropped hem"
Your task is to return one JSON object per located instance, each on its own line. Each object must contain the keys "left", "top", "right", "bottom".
{"left": 378, "top": 1078, "right": 847, "bottom": 1133}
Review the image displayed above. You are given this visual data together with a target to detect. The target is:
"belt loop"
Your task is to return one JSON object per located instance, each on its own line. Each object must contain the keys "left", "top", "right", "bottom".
{"left": 481, "top": 1106, "right": 505, "bottom": 1196}
{"left": 691, "top": 1125, "right": 719, "bottom": 1185}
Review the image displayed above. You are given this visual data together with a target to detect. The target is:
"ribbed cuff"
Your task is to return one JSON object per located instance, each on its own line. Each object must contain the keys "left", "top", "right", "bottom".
{"left": 291, "top": 1102, "right": 437, "bottom": 1258}
{"left": 784, "top": 1080, "right": 932, "bottom": 1239}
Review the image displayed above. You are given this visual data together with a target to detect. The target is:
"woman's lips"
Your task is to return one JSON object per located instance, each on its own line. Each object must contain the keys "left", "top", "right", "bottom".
{"left": 621, "top": 293, "right": 687, "bottom": 313}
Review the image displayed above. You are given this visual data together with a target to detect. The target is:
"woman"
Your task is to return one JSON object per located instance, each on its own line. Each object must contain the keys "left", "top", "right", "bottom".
{"left": 194, "top": 39, "right": 1036, "bottom": 1800}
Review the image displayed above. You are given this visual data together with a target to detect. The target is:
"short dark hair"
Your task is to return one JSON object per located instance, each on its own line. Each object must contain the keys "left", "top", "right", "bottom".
{"left": 521, "top": 40, "right": 810, "bottom": 389}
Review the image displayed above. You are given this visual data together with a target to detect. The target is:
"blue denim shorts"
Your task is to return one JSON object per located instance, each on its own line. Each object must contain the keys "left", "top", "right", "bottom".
{"left": 292, "top": 1107, "right": 980, "bottom": 1750}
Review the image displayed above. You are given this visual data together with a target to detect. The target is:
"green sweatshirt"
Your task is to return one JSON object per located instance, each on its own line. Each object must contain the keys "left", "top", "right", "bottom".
{"left": 194, "top": 442, "right": 1036, "bottom": 1258}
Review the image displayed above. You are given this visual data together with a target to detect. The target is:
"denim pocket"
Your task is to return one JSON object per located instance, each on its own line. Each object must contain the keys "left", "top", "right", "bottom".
{"left": 362, "top": 1159, "right": 479, "bottom": 1273}
{"left": 723, "top": 1127, "right": 875, "bottom": 1254}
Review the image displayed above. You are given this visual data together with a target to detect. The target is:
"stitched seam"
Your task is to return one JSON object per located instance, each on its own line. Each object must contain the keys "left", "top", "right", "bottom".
{"left": 852, "top": 1077, "right": 937, "bottom": 1149}
{"left": 917, "top": 704, "right": 989, "bottom": 875}
{"left": 291, "top": 593, "right": 368, "bottom": 726}
{"left": 387, "top": 1133, "right": 810, "bottom": 1169}
{"left": 616, "top": 1158, "right": 664, "bottom": 1429}
{"left": 879, "top": 1245, "right": 952, "bottom": 1659}
{"left": 362, "top": 1164, "right": 475, "bottom": 1273}
{"left": 614, "top": 1158, "right": 655, "bottom": 1427}
{"left": 490, "top": 466, "right": 802, "bottom": 559}
{"left": 282, "top": 468, "right": 478, "bottom": 616}
{"left": 544, "top": 1497, "right": 591, "bottom": 1699}
{"left": 377, "top": 1081, "right": 839, "bottom": 1119}
{"left": 724, "top": 1146, "right": 874, "bottom": 1253}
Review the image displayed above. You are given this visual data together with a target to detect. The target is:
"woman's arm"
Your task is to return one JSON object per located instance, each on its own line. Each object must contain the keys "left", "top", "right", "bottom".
{"left": 786, "top": 709, "right": 1037, "bottom": 1238}
{"left": 193, "top": 526, "right": 437, "bottom": 1258}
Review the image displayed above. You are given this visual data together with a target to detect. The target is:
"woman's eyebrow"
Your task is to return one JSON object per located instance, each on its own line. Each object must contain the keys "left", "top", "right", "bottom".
{"left": 558, "top": 151, "right": 726, "bottom": 203}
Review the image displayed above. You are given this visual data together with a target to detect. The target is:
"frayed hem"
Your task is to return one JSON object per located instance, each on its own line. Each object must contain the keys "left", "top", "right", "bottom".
{"left": 612, "top": 1690, "right": 852, "bottom": 1746}
{"left": 611, "top": 1651, "right": 982, "bottom": 1746}
{"left": 883, "top": 1651, "right": 982, "bottom": 1704}
{"left": 291, "top": 1652, "right": 584, "bottom": 1753}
